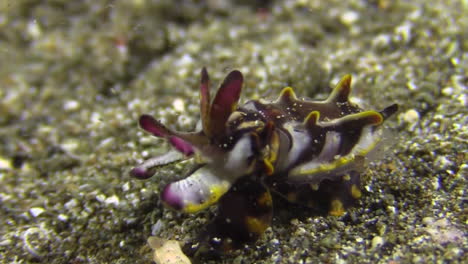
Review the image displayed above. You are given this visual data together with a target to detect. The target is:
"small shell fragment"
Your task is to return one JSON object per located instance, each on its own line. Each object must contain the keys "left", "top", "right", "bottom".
{"left": 147, "top": 236, "right": 191, "bottom": 264}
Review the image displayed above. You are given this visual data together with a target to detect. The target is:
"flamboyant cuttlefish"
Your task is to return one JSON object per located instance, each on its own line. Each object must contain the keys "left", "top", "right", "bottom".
{"left": 130, "top": 68, "right": 398, "bottom": 258}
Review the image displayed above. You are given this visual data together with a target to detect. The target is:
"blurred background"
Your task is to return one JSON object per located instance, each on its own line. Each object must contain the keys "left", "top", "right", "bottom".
{"left": 0, "top": 0, "right": 466, "bottom": 263}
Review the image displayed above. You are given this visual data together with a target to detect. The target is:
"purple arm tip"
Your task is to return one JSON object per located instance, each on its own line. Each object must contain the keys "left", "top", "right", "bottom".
{"left": 161, "top": 184, "right": 183, "bottom": 210}
{"left": 130, "top": 167, "right": 154, "bottom": 179}
{"left": 139, "top": 114, "right": 167, "bottom": 137}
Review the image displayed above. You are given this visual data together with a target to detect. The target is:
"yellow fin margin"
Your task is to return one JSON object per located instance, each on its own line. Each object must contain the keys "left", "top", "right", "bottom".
{"left": 183, "top": 184, "right": 230, "bottom": 213}
{"left": 277, "top": 86, "right": 298, "bottom": 103}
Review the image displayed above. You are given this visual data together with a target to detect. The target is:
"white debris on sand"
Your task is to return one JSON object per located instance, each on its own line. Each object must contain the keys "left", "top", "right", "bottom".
{"left": 147, "top": 236, "right": 191, "bottom": 264}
